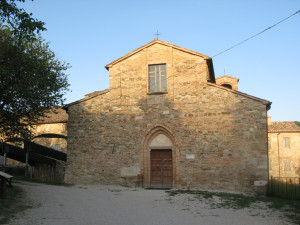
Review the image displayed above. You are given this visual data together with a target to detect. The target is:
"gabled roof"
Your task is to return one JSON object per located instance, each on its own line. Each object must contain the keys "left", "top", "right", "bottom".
{"left": 34, "top": 107, "right": 68, "bottom": 124}
{"left": 105, "top": 38, "right": 212, "bottom": 70}
{"left": 207, "top": 82, "right": 271, "bottom": 110}
{"left": 216, "top": 75, "right": 240, "bottom": 81}
{"left": 63, "top": 89, "right": 109, "bottom": 109}
{"left": 269, "top": 121, "right": 300, "bottom": 133}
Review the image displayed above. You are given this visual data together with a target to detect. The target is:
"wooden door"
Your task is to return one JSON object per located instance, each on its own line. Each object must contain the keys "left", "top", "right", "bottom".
{"left": 150, "top": 150, "right": 173, "bottom": 188}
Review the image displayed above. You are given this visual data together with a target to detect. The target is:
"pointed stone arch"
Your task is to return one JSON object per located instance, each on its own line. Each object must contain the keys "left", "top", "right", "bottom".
{"left": 141, "top": 125, "right": 177, "bottom": 188}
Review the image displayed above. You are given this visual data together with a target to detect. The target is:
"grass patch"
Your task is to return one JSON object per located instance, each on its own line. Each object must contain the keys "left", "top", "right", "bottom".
{"left": 166, "top": 189, "right": 300, "bottom": 224}
{"left": 266, "top": 196, "right": 300, "bottom": 224}
{"left": 0, "top": 186, "right": 29, "bottom": 224}
{"left": 166, "top": 189, "right": 258, "bottom": 209}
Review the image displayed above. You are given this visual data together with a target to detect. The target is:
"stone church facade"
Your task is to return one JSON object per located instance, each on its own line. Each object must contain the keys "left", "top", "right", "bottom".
{"left": 64, "top": 39, "right": 271, "bottom": 193}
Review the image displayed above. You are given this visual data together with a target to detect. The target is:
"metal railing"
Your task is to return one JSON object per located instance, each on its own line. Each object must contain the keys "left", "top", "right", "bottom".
{"left": 268, "top": 176, "right": 300, "bottom": 200}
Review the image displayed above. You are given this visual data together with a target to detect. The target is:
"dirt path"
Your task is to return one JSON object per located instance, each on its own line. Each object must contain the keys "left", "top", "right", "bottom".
{"left": 8, "top": 181, "right": 293, "bottom": 225}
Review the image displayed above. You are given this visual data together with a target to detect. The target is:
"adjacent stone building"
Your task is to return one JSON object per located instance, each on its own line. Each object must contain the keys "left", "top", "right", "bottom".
{"left": 30, "top": 108, "right": 68, "bottom": 181}
{"left": 32, "top": 107, "right": 68, "bottom": 153}
{"left": 268, "top": 116, "right": 300, "bottom": 178}
{"left": 64, "top": 39, "right": 271, "bottom": 193}
{"left": 1, "top": 108, "right": 68, "bottom": 182}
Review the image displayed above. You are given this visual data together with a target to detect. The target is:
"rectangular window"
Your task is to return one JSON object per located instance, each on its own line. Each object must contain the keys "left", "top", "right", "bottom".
{"left": 148, "top": 64, "right": 167, "bottom": 93}
{"left": 283, "top": 137, "right": 290, "bottom": 148}
{"left": 283, "top": 160, "right": 291, "bottom": 171}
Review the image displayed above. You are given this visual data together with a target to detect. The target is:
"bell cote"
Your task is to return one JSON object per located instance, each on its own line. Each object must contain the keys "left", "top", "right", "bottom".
{"left": 216, "top": 75, "right": 239, "bottom": 91}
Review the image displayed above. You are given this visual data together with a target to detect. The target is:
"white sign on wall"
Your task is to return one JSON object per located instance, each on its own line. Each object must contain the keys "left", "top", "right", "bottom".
{"left": 186, "top": 154, "right": 195, "bottom": 159}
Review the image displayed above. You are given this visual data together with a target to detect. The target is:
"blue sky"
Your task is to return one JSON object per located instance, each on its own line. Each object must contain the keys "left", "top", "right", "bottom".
{"left": 19, "top": 0, "right": 300, "bottom": 121}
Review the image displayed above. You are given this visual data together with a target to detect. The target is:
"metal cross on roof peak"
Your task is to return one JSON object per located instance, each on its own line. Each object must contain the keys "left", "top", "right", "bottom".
{"left": 154, "top": 31, "right": 161, "bottom": 39}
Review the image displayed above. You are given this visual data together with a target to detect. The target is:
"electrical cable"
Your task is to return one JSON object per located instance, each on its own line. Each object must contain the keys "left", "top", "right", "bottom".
{"left": 212, "top": 10, "right": 300, "bottom": 58}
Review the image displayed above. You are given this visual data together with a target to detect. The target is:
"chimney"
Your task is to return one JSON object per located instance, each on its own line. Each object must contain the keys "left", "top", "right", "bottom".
{"left": 267, "top": 115, "right": 271, "bottom": 125}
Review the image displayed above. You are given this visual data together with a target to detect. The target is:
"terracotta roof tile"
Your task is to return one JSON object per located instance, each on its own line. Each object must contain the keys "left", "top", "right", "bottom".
{"left": 64, "top": 89, "right": 109, "bottom": 108}
{"left": 35, "top": 108, "right": 68, "bottom": 124}
{"left": 269, "top": 121, "right": 300, "bottom": 132}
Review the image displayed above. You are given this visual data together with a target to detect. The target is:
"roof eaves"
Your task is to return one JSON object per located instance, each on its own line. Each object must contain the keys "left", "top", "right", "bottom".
{"left": 156, "top": 39, "right": 211, "bottom": 59}
{"left": 216, "top": 75, "right": 240, "bottom": 81}
{"left": 35, "top": 121, "right": 67, "bottom": 125}
{"left": 105, "top": 39, "right": 211, "bottom": 70}
{"left": 207, "top": 82, "right": 271, "bottom": 109}
{"left": 268, "top": 130, "right": 300, "bottom": 133}
{"left": 105, "top": 39, "right": 157, "bottom": 70}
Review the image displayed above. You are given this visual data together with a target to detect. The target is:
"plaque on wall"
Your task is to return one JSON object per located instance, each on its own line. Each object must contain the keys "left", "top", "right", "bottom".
{"left": 186, "top": 154, "right": 195, "bottom": 159}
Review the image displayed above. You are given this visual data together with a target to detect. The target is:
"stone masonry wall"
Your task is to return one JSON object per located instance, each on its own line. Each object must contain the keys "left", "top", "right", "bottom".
{"left": 65, "top": 42, "right": 268, "bottom": 193}
{"left": 268, "top": 132, "right": 300, "bottom": 178}
{"left": 33, "top": 123, "right": 67, "bottom": 153}
{"left": 216, "top": 75, "right": 239, "bottom": 91}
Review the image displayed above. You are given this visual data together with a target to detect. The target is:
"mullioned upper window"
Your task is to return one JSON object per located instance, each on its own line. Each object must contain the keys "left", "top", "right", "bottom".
{"left": 148, "top": 64, "right": 167, "bottom": 93}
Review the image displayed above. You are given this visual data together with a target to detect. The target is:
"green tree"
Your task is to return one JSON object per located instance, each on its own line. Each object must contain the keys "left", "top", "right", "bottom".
{"left": 0, "top": 0, "right": 46, "bottom": 38}
{"left": 0, "top": 1, "right": 69, "bottom": 141}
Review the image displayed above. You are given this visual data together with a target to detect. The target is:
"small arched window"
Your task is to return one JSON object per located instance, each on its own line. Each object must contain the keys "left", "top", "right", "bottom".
{"left": 221, "top": 84, "right": 232, "bottom": 89}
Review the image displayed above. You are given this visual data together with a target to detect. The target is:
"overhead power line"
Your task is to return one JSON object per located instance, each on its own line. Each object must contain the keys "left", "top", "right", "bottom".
{"left": 212, "top": 10, "right": 300, "bottom": 58}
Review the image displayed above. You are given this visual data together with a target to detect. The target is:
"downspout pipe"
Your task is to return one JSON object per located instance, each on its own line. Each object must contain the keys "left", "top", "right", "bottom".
{"left": 277, "top": 133, "right": 281, "bottom": 177}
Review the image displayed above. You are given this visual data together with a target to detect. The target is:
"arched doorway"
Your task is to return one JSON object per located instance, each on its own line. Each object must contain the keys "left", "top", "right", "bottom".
{"left": 148, "top": 133, "right": 174, "bottom": 188}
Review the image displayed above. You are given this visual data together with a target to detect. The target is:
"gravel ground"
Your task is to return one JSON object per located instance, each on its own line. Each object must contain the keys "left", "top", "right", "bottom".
{"left": 7, "top": 181, "right": 293, "bottom": 225}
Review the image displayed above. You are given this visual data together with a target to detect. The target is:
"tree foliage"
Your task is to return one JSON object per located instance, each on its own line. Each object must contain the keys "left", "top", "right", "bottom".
{"left": 0, "top": 0, "right": 45, "bottom": 38}
{"left": 0, "top": 1, "right": 69, "bottom": 141}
